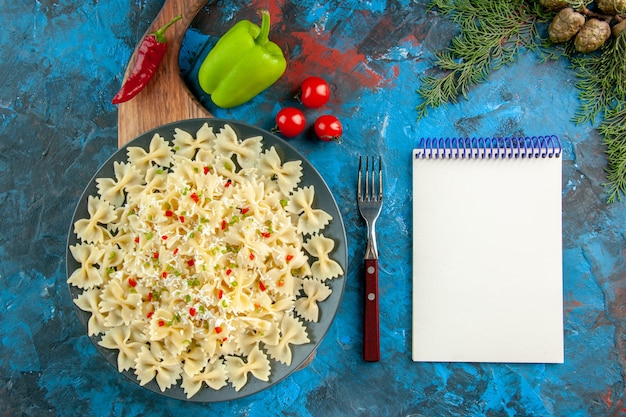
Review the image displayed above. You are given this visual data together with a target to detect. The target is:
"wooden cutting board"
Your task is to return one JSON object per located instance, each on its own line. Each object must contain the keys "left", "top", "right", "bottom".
{"left": 114, "top": 0, "right": 316, "bottom": 369}
{"left": 116, "top": 0, "right": 211, "bottom": 147}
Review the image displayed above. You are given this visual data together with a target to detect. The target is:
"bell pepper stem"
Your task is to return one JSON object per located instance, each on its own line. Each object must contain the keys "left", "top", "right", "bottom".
{"left": 153, "top": 15, "right": 182, "bottom": 44}
{"left": 256, "top": 10, "right": 271, "bottom": 47}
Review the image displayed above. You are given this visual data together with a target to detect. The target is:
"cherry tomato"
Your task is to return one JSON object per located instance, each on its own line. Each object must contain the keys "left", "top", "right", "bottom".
{"left": 314, "top": 115, "right": 343, "bottom": 142}
{"left": 276, "top": 107, "right": 306, "bottom": 138}
{"left": 300, "top": 76, "right": 331, "bottom": 108}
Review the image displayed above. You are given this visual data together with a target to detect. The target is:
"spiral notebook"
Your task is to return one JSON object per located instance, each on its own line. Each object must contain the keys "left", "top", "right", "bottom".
{"left": 412, "top": 136, "right": 564, "bottom": 363}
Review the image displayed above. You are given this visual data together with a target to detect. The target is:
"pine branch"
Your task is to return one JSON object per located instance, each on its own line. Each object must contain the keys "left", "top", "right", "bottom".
{"left": 416, "top": 0, "right": 547, "bottom": 119}
{"left": 572, "top": 35, "right": 626, "bottom": 125}
{"left": 600, "top": 103, "right": 626, "bottom": 203}
{"left": 417, "top": 1, "right": 626, "bottom": 202}
{"left": 571, "top": 35, "right": 626, "bottom": 201}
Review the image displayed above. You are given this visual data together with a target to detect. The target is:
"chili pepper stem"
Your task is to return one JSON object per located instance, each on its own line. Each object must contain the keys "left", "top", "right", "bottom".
{"left": 256, "top": 10, "right": 271, "bottom": 46}
{"left": 154, "top": 15, "right": 182, "bottom": 43}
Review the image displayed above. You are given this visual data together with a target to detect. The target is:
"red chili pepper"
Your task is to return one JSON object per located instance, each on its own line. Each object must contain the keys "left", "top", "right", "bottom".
{"left": 134, "top": 236, "right": 140, "bottom": 243}
{"left": 218, "top": 289, "right": 224, "bottom": 299}
{"left": 111, "top": 15, "right": 182, "bottom": 104}
{"left": 286, "top": 254, "right": 294, "bottom": 262}
{"left": 165, "top": 210, "right": 174, "bottom": 217}
{"left": 226, "top": 268, "right": 232, "bottom": 275}
{"left": 259, "top": 281, "right": 266, "bottom": 291}
{"left": 203, "top": 166, "right": 211, "bottom": 175}
{"left": 179, "top": 215, "right": 185, "bottom": 223}
{"left": 187, "top": 259, "right": 195, "bottom": 267}
{"left": 215, "top": 326, "right": 223, "bottom": 334}
{"left": 241, "top": 207, "right": 249, "bottom": 215}
{"left": 147, "top": 311, "right": 154, "bottom": 319}
{"left": 189, "top": 307, "right": 196, "bottom": 317}
{"left": 190, "top": 193, "right": 199, "bottom": 203}
{"left": 249, "top": 253, "right": 255, "bottom": 260}
{"left": 128, "top": 278, "right": 137, "bottom": 287}
{"left": 173, "top": 248, "right": 179, "bottom": 255}
{"left": 158, "top": 320, "right": 165, "bottom": 327}
{"left": 221, "top": 220, "right": 227, "bottom": 230}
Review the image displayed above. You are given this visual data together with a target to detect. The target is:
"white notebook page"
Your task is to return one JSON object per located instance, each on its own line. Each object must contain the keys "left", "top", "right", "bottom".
{"left": 412, "top": 148, "right": 563, "bottom": 363}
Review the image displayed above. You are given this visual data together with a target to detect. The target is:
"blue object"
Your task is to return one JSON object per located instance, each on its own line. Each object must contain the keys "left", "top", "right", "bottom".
{"left": 1, "top": 0, "right": 626, "bottom": 416}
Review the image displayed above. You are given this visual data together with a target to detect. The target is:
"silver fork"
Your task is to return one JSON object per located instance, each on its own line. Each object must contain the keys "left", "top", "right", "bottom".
{"left": 357, "top": 155, "right": 383, "bottom": 362}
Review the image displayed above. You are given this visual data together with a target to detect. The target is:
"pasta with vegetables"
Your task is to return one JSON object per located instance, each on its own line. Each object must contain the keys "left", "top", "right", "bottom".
{"left": 68, "top": 123, "right": 343, "bottom": 397}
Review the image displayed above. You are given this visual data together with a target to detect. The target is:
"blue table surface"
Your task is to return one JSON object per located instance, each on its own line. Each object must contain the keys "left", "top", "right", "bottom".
{"left": 2, "top": 1, "right": 626, "bottom": 416}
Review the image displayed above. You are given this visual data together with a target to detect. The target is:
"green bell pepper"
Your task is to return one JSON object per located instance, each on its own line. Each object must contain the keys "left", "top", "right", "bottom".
{"left": 197, "top": 10, "right": 287, "bottom": 108}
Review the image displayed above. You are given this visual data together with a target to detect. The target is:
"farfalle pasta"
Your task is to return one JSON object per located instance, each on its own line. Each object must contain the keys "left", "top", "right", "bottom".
{"left": 68, "top": 123, "right": 343, "bottom": 397}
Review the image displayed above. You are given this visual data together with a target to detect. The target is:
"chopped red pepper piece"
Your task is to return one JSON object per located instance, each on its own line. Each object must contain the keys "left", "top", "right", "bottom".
{"left": 134, "top": 236, "right": 140, "bottom": 243}
{"left": 218, "top": 289, "right": 224, "bottom": 299}
{"left": 179, "top": 215, "right": 185, "bottom": 223}
{"left": 162, "top": 271, "right": 167, "bottom": 278}
{"left": 147, "top": 311, "right": 154, "bottom": 319}
{"left": 261, "top": 232, "right": 271, "bottom": 238}
{"left": 128, "top": 278, "right": 137, "bottom": 287}
{"left": 165, "top": 210, "right": 174, "bottom": 217}
{"left": 190, "top": 193, "right": 199, "bottom": 203}
{"left": 189, "top": 307, "right": 196, "bottom": 317}
{"left": 286, "top": 254, "right": 294, "bottom": 261}
{"left": 161, "top": 235, "right": 168, "bottom": 240}
{"left": 148, "top": 292, "right": 153, "bottom": 302}
{"left": 203, "top": 166, "right": 210, "bottom": 175}
{"left": 241, "top": 207, "right": 249, "bottom": 214}
{"left": 225, "top": 179, "right": 232, "bottom": 187}
{"left": 187, "top": 259, "right": 195, "bottom": 267}
{"left": 158, "top": 320, "right": 165, "bottom": 327}
{"left": 215, "top": 326, "right": 223, "bottom": 334}
{"left": 226, "top": 269, "right": 232, "bottom": 275}
{"left": 249, "top": 253, "right": 255, "bottom": 260}
{"left": 259, "top": 281, "right": 266, "bottom": 291}
{"left": 221, "top": 220, "right": 227, "bottom": 230}
{"left": 153, "top": 252, "right": 159, "bottom": 259}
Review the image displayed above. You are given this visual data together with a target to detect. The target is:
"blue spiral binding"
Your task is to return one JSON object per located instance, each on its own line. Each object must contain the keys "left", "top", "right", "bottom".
{"left": 415, "top": 135, "right": 562, "bottom": 159}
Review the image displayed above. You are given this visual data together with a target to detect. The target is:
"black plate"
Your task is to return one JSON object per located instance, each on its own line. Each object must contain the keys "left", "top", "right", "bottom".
{"left": 66, "top": 118, "right": 347, "bottom": 402}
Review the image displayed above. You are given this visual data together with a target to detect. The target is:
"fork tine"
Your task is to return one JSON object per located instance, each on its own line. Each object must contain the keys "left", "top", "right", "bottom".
{"left": 378, "top": 156, "right": 383, "bottom": 200}
{"left": 371, "top": 156, "right": 377, "bottom": 201}
{"left": 365, "top": 156, "right": 370, "bottom": 201}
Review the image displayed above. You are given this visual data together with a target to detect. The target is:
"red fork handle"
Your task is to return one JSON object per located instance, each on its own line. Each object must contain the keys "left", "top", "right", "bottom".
{"left": 363, "top": 258, "right": 380, "bottom": 361}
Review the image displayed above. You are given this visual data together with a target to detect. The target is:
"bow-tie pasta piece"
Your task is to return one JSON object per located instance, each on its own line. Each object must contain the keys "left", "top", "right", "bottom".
{"left": 265, "top": 313, "right": 310, "bottom": 366}
{"left": 303, "top": 234, "right": 344, "bottom": 280}
{"left": 295, "top": 278, "right": 333, "bottom": 322}
{"left": 73, "top": 196, "right": 116, "bottom": 243}
{"left": 225, "top": 347, "right": 271, "bottom": 392}
{"left": 127, "top": 133, "right": 173, "bottom": 175}
{"left": 172, "top": 123, "right": 216, "bottom": 159}
{"left": 286, "top": 186, "right": 332, "bottom": 235}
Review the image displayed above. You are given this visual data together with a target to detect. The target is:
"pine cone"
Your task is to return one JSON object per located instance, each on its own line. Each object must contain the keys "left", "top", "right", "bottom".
{"left": 596, "top": 0, "right": 626, "bottom": 14}
{"left": 549, "top": 8, "right": 586, "bottom": 43}
{"left": 575, "top": 19, "right": 612, "bottom": 53}
{"left": 613, "top": 19, "right": 626, "bottom": 38}
{"left": 540, "top": 0, "right": 569, "bottom": 10}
